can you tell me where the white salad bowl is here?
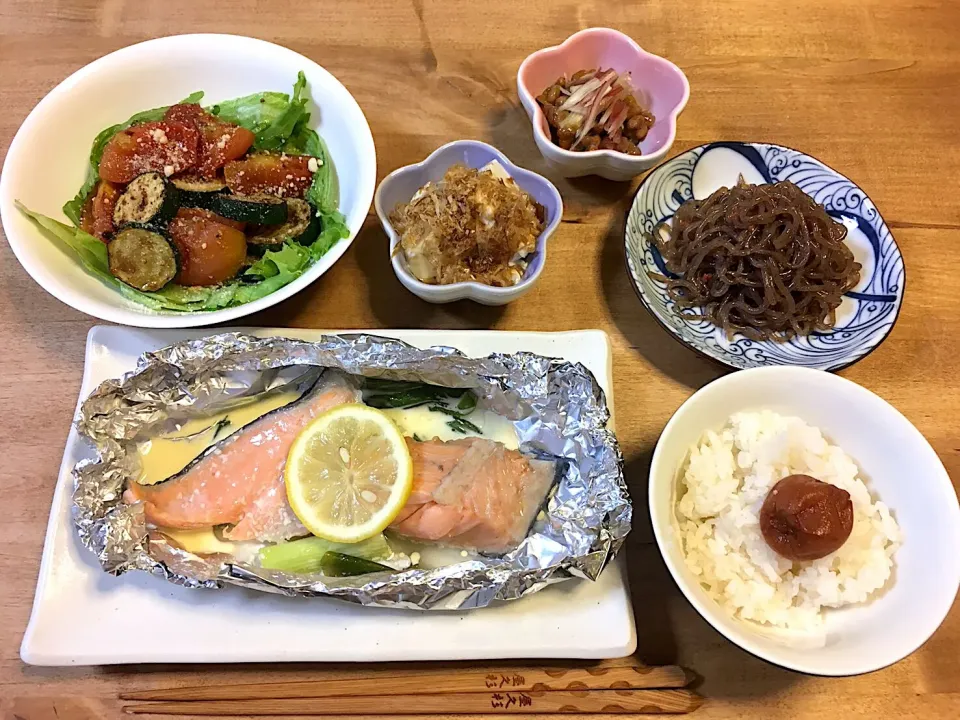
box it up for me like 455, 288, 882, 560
0, 34, 376, 328
374, 140, 563, 305
649, 366, 960, 676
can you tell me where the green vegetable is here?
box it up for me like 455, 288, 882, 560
259, 534, 394, 574
16, 203, 342, 312
447, 416, 483, 434
208, 194, 288, 224
320, 552, 393, 577
211, 416, 232, 441
212, 71, 345, 218
171, 176, 227, 193
62, 91, 204, 226
366, 389, 446, 409
364, 381, 473, 410
427, 385, 483, 434
112, 172, 180, 227
456, 392, 478, 413
16, 203, 183, 311
22, 74, 350, 314
108, 227, 178, 292
364, 379, 427, 392
429, 405, 483, 434
364, 380, 483, 435
247, 199, 318, 246
427, 404, 465, 419
303, 133, 340, 216
213, 71, 309, 152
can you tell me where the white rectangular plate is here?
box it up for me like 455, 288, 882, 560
21, 327, 636, 666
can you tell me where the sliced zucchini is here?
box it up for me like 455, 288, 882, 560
248, 199, 320, 246
178, 191, 221, 211
172, 175, 227, 193
172, 175, 228, 193
175, 176, 228, 212
108, 227, 178, 291
208, 193, 288, 224
113, 172, 179, 227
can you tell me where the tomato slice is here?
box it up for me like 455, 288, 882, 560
163, 103, 211, 127
99, 121, 200, 184
164, 104, 255, 178
80, 181, 122, 240
224, 153, 315, 198
168, 212, 247, 287
175, 207, 246, 231
199, 124, 255, 177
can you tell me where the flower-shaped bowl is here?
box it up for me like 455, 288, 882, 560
374, 140, 562, 305
517, 28, 689, 181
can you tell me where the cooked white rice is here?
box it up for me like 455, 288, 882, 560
675, 410, 901, 632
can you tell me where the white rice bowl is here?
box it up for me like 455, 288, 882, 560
675, 410, 901, 635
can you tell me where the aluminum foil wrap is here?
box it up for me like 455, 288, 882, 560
73, 332, 631, 610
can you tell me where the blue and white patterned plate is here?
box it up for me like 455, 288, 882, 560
624, 142, 905, 371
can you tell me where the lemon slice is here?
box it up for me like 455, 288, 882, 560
285, 404, 413, 543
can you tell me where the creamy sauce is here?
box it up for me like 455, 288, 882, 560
155, 526, 264, 563
136, 390, 300, 485
382, 404, 519, 449
156, 527, 237, 555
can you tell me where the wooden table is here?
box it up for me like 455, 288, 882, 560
1, 1, 958, 718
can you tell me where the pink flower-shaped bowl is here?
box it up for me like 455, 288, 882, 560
518, 28, 689, 181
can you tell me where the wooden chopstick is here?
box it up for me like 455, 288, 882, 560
120, 664, 693, 701
122, 688, 703, 715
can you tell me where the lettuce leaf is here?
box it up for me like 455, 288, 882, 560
25, 73, 348, 314
16, 202, 194, 311
16, 202, 347, 313
212, 71, 309, 151
62, 91, 204, 226
212, 71, 340, 217
211, 70, 349, 256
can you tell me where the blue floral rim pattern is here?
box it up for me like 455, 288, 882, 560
624, 142, 905, 371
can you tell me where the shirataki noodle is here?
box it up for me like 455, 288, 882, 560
650, 181, 861, 341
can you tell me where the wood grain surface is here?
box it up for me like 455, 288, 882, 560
1, 1, 958, 718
